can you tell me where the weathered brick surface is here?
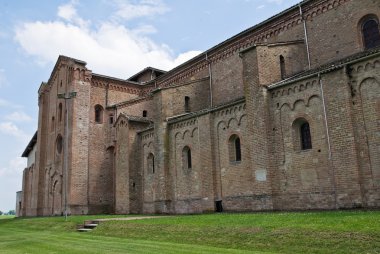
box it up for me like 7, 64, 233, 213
305, 0, 380, 68
117, 98, 155, 118
349, 59, 380, 207
20, 0, 380, 216
114, 116, 130, 213
269, 76, 336, 209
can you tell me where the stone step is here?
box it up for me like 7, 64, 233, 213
77, 228, 92, 232
84, 220, 99, 225
84, 223, 98, 228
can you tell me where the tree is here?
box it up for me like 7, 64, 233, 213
0, 211, 3, 215
7, 210, 15, 215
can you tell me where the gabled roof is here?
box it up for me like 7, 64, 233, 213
38, 55, 87, 94
92, 73, 139, 85
127, 67, 167, 83
114, 113, 153, 126
49, 55, 86, 84
21, 132, 37, 157
124, 115, 153, 123
167, 97, 245, 124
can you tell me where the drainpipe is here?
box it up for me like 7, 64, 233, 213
299, 3, 311, 70
319, 74, 332, 160
206, 53, 213, 107
318, 73, 337, 209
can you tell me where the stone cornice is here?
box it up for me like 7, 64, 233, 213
140, 130, 154, 140
269, 46, 380, 90
91, 74, 150, 95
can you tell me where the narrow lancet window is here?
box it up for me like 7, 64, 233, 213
185, 96, 190, 113
148, 153, 155, 174
235, 137, 241, 162
58, 103, 63, 122
280, 55, 286, 79
362, 19, 380, 49
183, 146, 192, 169
229, 135, 242, 162
300, 122, 312, 150
95, 105, 103, 123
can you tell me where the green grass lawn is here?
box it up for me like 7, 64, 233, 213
0, 215, 15, 220
0, 211, 379, 253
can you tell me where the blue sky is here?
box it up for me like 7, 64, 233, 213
0, 0, 300, 212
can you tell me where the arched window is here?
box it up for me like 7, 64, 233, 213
143, 110, 147, 117
235, 137, 241, 161
56, 135, 63, 154
300, 122, 312, 150
58, 103, 63, 122
182, 146, 192, 169
185, 96, 190, 113
280, 55, 286, 79
293, 118, 312, 151
229, 135, 242, 162
51, 116, 55, 132
109, 114, 114, 124
147, 153, 155, 174
361, 16, 380, 49
95, 105, 103, 123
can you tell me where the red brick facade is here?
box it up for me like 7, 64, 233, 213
20, 0, 380, 216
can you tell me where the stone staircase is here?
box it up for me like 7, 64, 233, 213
77, 220, 99, 232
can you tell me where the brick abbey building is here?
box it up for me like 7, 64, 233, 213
18, 0, 380, 216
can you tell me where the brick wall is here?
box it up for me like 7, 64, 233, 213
269, 77, 335, 209
349, 56, 380, 207
305, 0, 380, 67
20, 0, 380, 216
117, 97, 155, 118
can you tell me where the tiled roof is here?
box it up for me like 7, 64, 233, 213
167, 97, 245, 124
21, 131, 37, 157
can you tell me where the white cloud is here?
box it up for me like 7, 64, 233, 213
0, 122, 30, 141
14, 1, 201, 79
173, 51, 203, 66
0, 31, 7, 39
0, 98, 9, 107
0, 69, 9, 87
0, 157, 26, 178
5, 111, 33, 122
57, 0, 89, 28
0, 156, 26, 212
132, 24, 157, 35
245, 0, 284, 10
114, 0, 170, 21
0, 98, 22, 109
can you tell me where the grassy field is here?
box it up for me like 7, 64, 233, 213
0, 211, 379, 253
0, 215, 15, 220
